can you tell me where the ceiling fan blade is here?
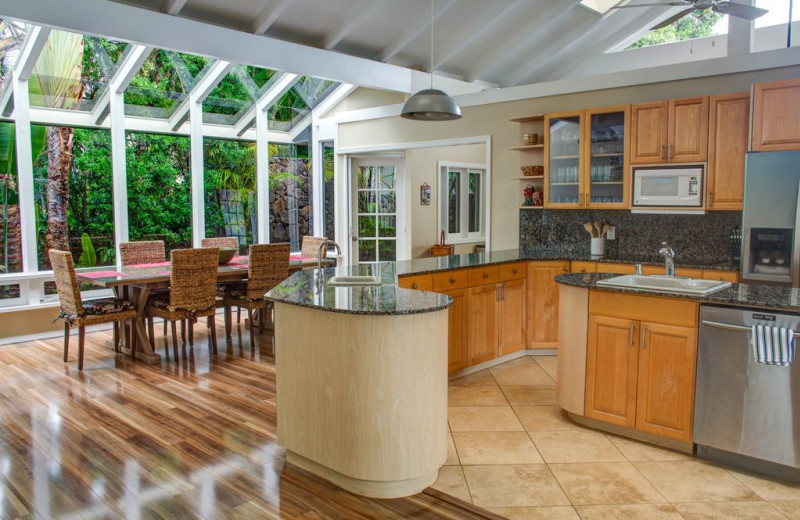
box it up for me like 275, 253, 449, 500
611, 2, 692, 8
712, 1, 768, 20
651, 6, 696, 30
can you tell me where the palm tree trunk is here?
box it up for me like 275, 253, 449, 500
45, 126, 73, 255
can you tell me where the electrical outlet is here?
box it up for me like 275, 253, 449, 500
606, 226, 616, 240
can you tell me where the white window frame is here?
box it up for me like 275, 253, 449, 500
438, 161, 486, 245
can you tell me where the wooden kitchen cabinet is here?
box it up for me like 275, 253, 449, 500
631, 97, 708, 164
752, 78, 800, 151
397, 274, 432, 291
467, 283, 500, 365
445, 289, 467, 373
585, 291, 699, 442
571, 261, 597, 274
544, 110, 584, 208
707, 92, 749, 210
528, 261, 569, 349
498, 278, 526, 356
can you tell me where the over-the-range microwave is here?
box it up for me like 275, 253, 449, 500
631, 164, 704, 214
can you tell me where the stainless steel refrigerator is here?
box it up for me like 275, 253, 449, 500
741, 151, 800, 286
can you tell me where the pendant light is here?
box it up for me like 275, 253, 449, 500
401, 0, 462, 121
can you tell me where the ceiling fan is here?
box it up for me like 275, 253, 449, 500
612, 1, 768, 31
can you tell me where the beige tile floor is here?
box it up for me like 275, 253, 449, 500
433, 355, 800, 520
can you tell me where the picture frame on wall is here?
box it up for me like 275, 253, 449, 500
420, 182, 431, 206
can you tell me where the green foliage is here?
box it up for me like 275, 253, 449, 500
627, 11, 722, 49
76, 232, 96, 267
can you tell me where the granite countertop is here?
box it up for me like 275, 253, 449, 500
394, 249, 738, 277
555, 273, 800, 313
265, 262, 453, 316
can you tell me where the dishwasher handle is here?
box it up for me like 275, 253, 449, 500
701, 320, 800, 339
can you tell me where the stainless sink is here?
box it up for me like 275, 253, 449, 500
326, 275, 382, 287
595, 274, 732, 295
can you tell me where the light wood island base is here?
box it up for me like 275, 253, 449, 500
274, 302, 449, 499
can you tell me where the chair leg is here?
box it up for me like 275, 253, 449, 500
181, 320, 186, 346
129, 320, 137, 361
237, 307, 241, 324
63, 322, 70, 362
171, 321, 179, 361
224, 305, 232, 341
248, 308, 255, 350
209, 318, 218, 355
113, 323, 119, 352
78, 326, 86, 371
188, 320, 194, 347
259, 308, 265, 334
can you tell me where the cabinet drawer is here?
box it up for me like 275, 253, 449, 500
598, 263, 636, 274
469, 265, 500, 286
499, 262, 526, 281
398, 274, 433, 291
702, 269, 738, 283
571, 261, 597, 274
432, 269, 469, 291
589, 291, 698, 327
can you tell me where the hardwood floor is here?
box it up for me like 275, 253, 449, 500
0, 318, 502, 520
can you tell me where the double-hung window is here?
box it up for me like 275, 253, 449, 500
439, 162, 486, 244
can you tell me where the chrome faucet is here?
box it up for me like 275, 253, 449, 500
316, 240, 341, 289
658, 241, 675, 277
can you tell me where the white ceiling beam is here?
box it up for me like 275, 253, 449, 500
169, 59, 233, 130
287, 112, 312, 142
0, 25, 51, 116
92, 44, 153, 124
232, 73, 299, 136
313, 83, 357, 120
466, 0, 581, 82
374, 0, 458, 62
251, 0, 296, 35
0, 0, 461, 95
429, 0, 528, 71
163, 0, 188, 15
322, 0, 384, 50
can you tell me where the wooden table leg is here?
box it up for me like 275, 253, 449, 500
118, 284, 161, 364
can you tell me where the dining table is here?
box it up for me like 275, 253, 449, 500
75, 253, 326, 363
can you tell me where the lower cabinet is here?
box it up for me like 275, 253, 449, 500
467, 283, 499, 365
444, 289, 467, 373
528, 261, 569, 349
499, 278, 526, 356
584, 292, 698, 443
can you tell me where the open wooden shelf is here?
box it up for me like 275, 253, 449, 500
510, 176, 544, 181
510, 144, 544, 151
510, 114, 544, 123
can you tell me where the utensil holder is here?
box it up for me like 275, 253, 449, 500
590, 238, 605, 256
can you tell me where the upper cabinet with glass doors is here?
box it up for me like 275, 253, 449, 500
544, 107, 630, 209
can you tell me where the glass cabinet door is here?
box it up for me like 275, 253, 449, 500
587, 109, 628, 207
547, 115, 581, 206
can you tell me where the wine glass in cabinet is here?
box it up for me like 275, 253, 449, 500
584, 105, 630, 209
545, 111, 583, 208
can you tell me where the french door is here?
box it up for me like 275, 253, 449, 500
349, 157, 404, 264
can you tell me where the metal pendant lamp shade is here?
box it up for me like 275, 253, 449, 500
401, 0, 462, 121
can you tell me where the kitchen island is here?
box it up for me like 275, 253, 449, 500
265, 265, 452, 498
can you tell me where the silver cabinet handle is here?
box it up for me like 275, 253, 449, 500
496, 286, 500, 301
585, 192, 589, 206
630, 324, 635, 346
641, 324, 646, 349
502, 284, 506, 300
668, 144, 674, 160
660, 144, 665, 159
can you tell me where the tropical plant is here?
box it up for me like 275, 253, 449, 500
76, 232, 96, 267
627, 11, 722, 49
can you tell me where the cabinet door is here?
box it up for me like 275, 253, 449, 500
527, 262, 569, 349
544, 111, 584, 208
631, 101, 668, 164
585, 106, 630, 208
668, 97, 709, 162
707, 93, 749, 210
752, 78, 800, 151
397, 274, 433, 291
571, 261, 597, 274
585, 314, 639, 428
445, 289, 467, 374
636, 322, 698, 442
467, 284, 499, 365
498, 279, 526, 356
701, 269, 738, 283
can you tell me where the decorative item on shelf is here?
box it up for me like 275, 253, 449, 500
521, 165, 544, 176
420, 182, 431, 205
430, 230, 454, 257
522, 184, 543, 207
523, 133, 539, 145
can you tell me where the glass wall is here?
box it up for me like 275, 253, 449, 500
204, 138, 256, 254
0, 121, 22, 275
33, 126, 115, 270
126, 132, 192, 253
269, 143, 312, 251
323, 143, 335, 241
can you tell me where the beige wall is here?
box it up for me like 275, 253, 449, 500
0, 306, 63, 341
338, 65, 800, 252
327, 87, 405, 117
405, 144, 486, 258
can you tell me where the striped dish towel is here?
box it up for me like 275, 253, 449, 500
751, 324, 796, 367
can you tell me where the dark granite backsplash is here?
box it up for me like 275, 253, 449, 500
519, 209, 742, 265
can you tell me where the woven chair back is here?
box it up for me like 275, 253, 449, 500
169, 248, 219, 310
119, 241, 165, 266
201, 237, 239, 250
49, 250, 82, 317
247, 243, 290, 298
301, 236, 327, 258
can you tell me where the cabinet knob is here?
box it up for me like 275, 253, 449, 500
580, 269, 587, 273
512, 268, 518, 274
450, 277, 456, 283
412, 284, 418, 289
483, 272, 489, 278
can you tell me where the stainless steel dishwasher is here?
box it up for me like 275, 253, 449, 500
695, 305, 800, 482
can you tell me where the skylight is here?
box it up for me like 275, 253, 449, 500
580, 0, 624, 15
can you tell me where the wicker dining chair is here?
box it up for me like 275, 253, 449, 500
201, 236, 239, 250
119, 240, 166, 266
49, 250, 137, 371
221, 243, 290, 350
300, 236, 327, 258
145, 248, 219, 361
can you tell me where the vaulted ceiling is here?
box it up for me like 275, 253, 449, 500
105, 0, 680, 88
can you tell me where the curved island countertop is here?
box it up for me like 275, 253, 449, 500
554, 272, 800, 312
265, 262, 451, 499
